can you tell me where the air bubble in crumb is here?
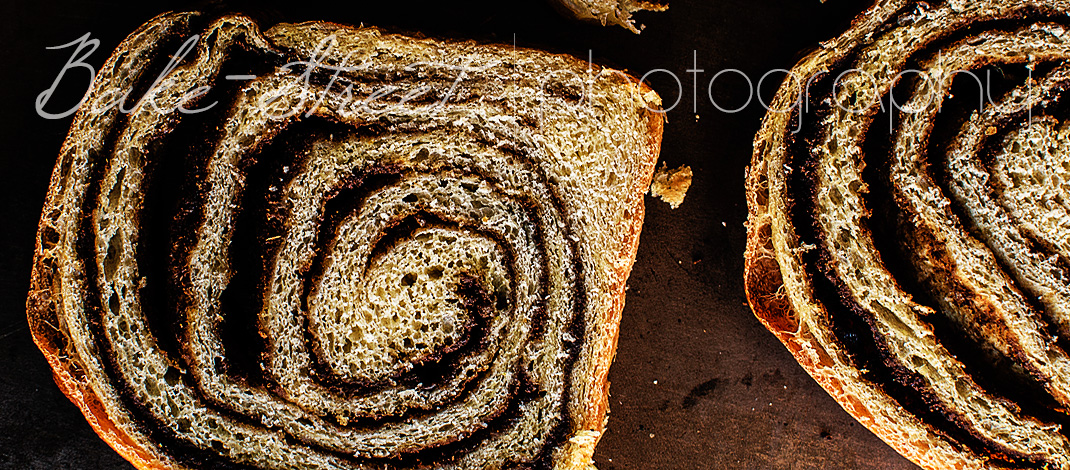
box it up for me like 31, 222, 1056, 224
649, 163, 692, 209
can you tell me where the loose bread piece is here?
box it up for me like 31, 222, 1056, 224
746, 0, 1070, 468
648, 163, 691, 209
549, 0, 667, 33
27, 11, 663, 470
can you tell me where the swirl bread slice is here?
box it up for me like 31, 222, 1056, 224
746, 0, 1070, 468
26, 11, 663, 470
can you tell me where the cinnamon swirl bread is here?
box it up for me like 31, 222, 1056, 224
747, 0, 1070, 468
26, 12, 663, 470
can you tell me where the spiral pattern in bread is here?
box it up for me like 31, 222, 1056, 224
746, 1, 1070, 468
27, 12, 663, 470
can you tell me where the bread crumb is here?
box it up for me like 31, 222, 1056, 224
649, 163, 692, 209
553, 0, 667, 34
562, 431, 601, 469
642, 89, 662, 107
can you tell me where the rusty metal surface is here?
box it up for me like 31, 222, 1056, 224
0, 0, 918, 468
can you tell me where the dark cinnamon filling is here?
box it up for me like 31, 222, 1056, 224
884, 62, 1070, 423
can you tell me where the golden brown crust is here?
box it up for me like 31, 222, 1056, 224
743, 160, 1003, 470
566, 71, 664, 470
26, 11, 197, 469
28, 142, 172, 470
742, 188, 988, 470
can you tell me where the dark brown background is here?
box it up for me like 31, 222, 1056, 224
0, 0, 921, 468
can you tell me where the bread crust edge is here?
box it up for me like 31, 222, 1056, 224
743, 109, 1002, 470
28, 249, 169, 470
566, 74, 664, 470
26, 11, 194, 470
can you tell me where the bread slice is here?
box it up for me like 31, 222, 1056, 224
26, 11, 663, 470
746, 0, 1070, 468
